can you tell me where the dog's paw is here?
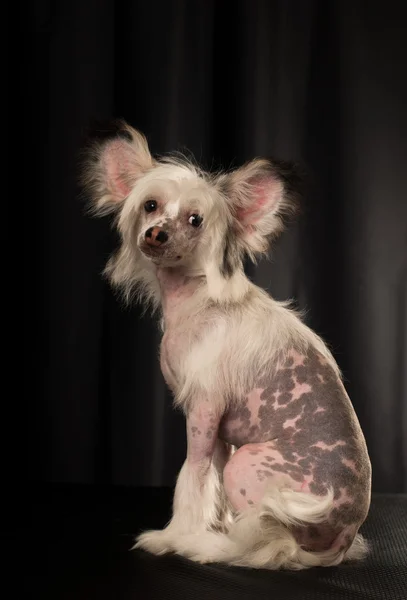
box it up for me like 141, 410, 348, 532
133, 529, 175, 556
172, 531, 227, 564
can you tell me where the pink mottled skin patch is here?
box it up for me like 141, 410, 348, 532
218, 355, 316, 445
341, 458, 359, 476
218, 348, 371, 552
286, 350, 305, 368
223, 442, 311, 510
283, 413, 303, 430
313, 440, 347, 451
290, 381, 312, 401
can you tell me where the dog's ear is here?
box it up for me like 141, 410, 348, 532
80, 119, 154, 215
222, 158, 304, 257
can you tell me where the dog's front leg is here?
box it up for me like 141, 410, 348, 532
134, 402, 229, 556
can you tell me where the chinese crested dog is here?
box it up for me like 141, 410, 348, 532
81, 120, 371, 570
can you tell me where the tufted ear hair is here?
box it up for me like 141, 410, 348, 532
80, 119, 154, 215
220, 158, 304, 258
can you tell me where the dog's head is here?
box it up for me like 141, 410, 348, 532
81, 120, 303, 303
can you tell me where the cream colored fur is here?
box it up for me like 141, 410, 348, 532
168, 488, 369, 569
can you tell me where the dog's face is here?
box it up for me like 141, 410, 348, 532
81, 120, 302, 300
123, 162, 227, 269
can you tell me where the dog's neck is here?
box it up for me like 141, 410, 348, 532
156, 267, 204, 326
155, 262, 253, 328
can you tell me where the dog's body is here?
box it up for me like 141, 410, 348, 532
82, 121, 372, 570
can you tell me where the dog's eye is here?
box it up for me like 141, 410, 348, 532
144, 199, 157, 213
188, 214, 203, 227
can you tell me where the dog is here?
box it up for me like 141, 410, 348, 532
81, 120, 372, 570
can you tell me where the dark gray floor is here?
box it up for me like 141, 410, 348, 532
25, 486, 407, 599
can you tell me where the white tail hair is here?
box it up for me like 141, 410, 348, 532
172, 486, 369, 570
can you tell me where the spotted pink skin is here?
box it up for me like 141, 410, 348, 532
219, 350, 371, 552
158, 272, 371, 554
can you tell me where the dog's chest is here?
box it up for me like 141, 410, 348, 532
160, 330, 183, 391
158, 272, 205, 391
159, 317, 214, 393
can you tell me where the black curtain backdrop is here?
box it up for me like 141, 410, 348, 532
27, 1, 407, 492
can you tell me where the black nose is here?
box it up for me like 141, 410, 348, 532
155, 230, 168, 243
145, 227, 169, 246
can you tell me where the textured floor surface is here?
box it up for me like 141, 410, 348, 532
19, 485, 407, 599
